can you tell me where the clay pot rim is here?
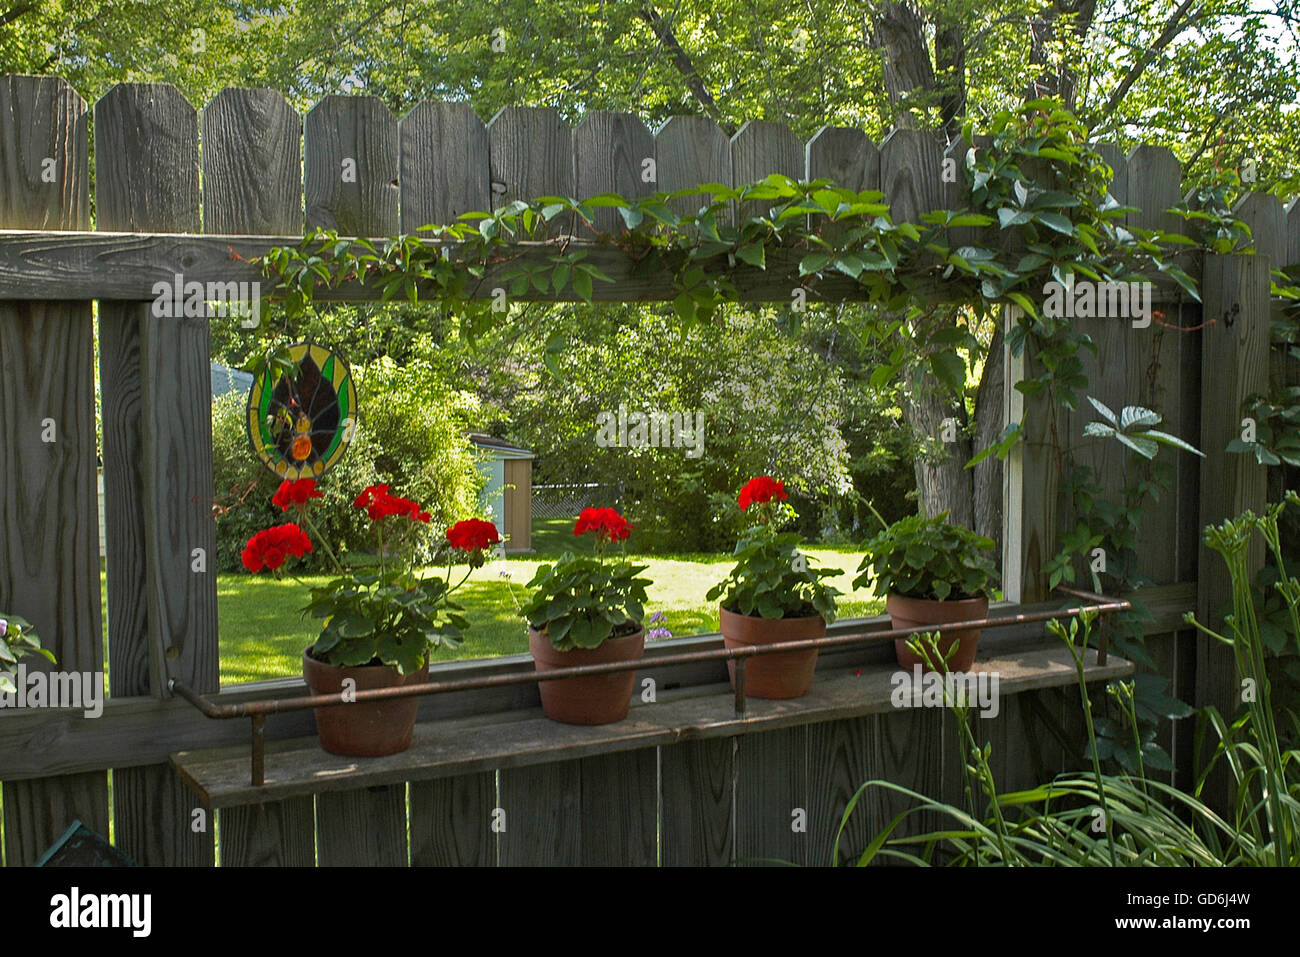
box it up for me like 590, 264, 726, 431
301, 647, 429, 673
718, 604, 827, 625
527, 623, 647, 650
886, 591, 990, 608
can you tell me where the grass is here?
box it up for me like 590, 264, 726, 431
211, 516, 882, 685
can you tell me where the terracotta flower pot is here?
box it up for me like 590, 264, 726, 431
885, 593, 989, 673
719, 606, 824, 699
528, 626, 645, 725
302, 649, 429, 756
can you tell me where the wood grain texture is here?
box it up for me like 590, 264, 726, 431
0, 73, 107, 868
573, 111, 655, 233
113, 763, 214, 865
878, 128, 945, 223
734, 726, 808, 866
218, 797, 315, 866
730, 119, 803, 221
660, 737, 733, 866
0, 231, 1202, 307
1196, 253, 1269, 809
1234, 192, 1285, 265
409, 771, 496, 866
399, 101, 490, 233
871, 707, 944, 852
805, 126, 879, 191
98, 308, 149, 695
578, 749, 657, 866
806, 716, 872, 866
804, 126, 879, 243
486, 106, 573, 235
95, 80, 215, 867
2, 773, 111, 867
498, 759, 581, 865
304, 95, 399, 235
201, 88, 302, 234
315, 785, 407, 866
139, 310, 219, 695
94, 85, 200, 232
654, 116, 731, 222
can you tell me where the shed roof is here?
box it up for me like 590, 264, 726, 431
468, 432, 535, 458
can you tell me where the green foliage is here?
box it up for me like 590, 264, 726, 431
210, 345, 483, 571
492, 304, 860, 552
211, 391, 383, 572
303, 563, 468, 675
0, 614, 55, 694
1229, 387, 1300, 467
854, 512, 999, 602
522, 552, 652, 651
355, 352, 485, 560
1046, 397, 1202, 769
707, 522, 841, 622
835, 556, 1300, 866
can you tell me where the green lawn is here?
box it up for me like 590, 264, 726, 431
209, 517, 882, 685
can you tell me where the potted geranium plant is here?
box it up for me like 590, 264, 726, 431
707, 477, 840, 699
0, 614, 54, 695
854, 512, 1000, 672
243, 478, 499, 756
521, 507, 651, 725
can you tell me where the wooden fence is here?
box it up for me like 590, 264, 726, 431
0, 73, 1294, 865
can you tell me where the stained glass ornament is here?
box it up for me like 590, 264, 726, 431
247, 342, 357, 480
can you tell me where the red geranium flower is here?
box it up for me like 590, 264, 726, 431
242, 523, 313, 573
573, 506, 633, 543
446, 518, 501, 552
738, 476, 787, 511
353, 483, 426, 522
272, 478, 323, 512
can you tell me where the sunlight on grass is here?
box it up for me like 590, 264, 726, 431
214, 540, 881, 686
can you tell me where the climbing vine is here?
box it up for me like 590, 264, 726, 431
246, 99, 1260, 771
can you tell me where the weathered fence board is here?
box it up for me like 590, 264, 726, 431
734, 726, 808, 866
731, 119, 803, 222
409, 771, 497, 867
579, 750, 658, 866
96, 82, 215, 867
654, 115, 731, 222
201, 89, 302, 234
0, 74, 106, 867
1196, 251, 1271, 806
659, 737, 734, 866
806, 716, 873, 866
304, 96, 399, 235
399, 101, 491, 234
498, 760, 582, 865
219, 797, 315, 866
315, 785, 407, 866
487, 106, 573, 236
573, 111, 655, 234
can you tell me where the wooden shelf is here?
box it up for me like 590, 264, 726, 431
172, 645, 1132, 809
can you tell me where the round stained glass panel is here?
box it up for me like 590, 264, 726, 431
246, 342, 357, 480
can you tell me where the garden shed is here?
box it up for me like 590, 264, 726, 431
469, 433, 535, 553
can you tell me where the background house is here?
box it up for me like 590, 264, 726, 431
469, 433, 535, 553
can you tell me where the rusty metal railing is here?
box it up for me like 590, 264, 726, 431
170, 587, 1128, 787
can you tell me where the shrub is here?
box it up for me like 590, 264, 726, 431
211, 354, 485, 571
212, 391, 384, 572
